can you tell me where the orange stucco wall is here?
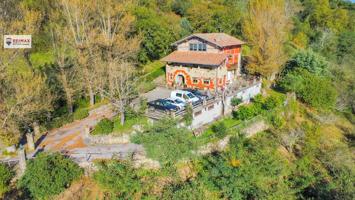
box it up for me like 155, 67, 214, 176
223, 45, 241, 69
166, 66, 227, 90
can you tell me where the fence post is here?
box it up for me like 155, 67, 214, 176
26, 132, 35, 151
33, 121, 40, 136
18, 147, 27, 176
84, 125, 91, 136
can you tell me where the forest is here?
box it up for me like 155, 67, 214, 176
0, 0, 354, 199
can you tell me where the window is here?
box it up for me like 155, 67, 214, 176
204, 79, 210, 85
187, 93, 195, 98
198, 43, 206, 51
176, 93, 182, 97
190, 43, 206, 51
189, 43, 194, 51
193, 78, 199, 84
183, 94, 189, 100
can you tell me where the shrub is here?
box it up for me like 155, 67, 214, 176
138, 98, 148, 115
74, 98, 89, 110
162, 181, 207, 200
231, 97, 242, 107
124, 107, 138, 121
232, 105, 256, 120
211, 122, 227, 138
93, 161, 143, 199
92, 118, 114, 135
269, 114, 286, 129
0, 164, 14, 197
49, 114, 74, 129
263, 95, 284, 110
73, 108, 89, 120
233, 102, 265, 120
131, 118, 197, 164
18, 152, 83, 199
183, 104, 193, 126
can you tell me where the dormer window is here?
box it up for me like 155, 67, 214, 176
189, 43, 206, 51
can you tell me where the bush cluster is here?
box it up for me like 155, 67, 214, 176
231, 97, 242, 107
279, 69, 337, 110
73, 108, 89, 120
211, 122, 227, 138
232, 94, 284, 120
18, 153, 83, 199
124, 107, 139, 120
92, 118, 114, 135
0, 164, 14, 197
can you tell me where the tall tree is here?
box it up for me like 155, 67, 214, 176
94, 0, 140, 93
50, 26, 79, 114
99, 61, 137, 125
243, 0, 292, 79
60, 0, 97, 106
0, 0, 52, 145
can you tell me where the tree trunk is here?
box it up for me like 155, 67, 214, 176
59, 70, 74, 114
120, 110, 125, 125
33, 121, 40, 136
89, 85, 95, 106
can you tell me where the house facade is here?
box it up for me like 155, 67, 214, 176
161, 33, 245, 90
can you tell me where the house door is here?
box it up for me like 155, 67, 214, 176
175, 75, 185, 87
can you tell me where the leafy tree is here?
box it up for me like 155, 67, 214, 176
243, 0, 292, 79
180, 17, 193, 37
284, 49, 329, 76
172, 0, 191, 16
0, 164, 14, 197
134, 6, 181, 64
18, 152, 83, 199
279, 69, 337, 110
336, 31, 355, 63
198, 135, 294, 199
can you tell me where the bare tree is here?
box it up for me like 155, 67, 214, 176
60, 0, 97, 106
94, 0, 140, 92
99, 61, 138, 125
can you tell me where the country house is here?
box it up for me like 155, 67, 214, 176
161, 33, 245, 90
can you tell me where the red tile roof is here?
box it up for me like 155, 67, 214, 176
173, 33, 245, 48
161, 51, 228, 66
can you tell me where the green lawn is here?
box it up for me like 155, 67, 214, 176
137, 61, 165, 93
194, 117, 241, 145
112, 117, 148, 135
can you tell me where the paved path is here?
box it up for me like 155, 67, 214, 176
141, 86, 172, 102
1, 104, 143, 164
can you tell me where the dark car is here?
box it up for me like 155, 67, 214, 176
148, 99, 180, 111
184, 89, 208, 101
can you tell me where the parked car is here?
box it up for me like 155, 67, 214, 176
170, 90, 200, 104
164, 98, 186, 110
148, 99, 179, 111
184, 89, 208, 100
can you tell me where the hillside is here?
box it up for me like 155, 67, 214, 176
0, 0, 354, 199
